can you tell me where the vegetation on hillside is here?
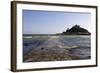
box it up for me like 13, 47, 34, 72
62, 25, 91, 35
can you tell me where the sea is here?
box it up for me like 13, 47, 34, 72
23, 35, 91, 60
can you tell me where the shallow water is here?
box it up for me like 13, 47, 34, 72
23, 35, 91, 61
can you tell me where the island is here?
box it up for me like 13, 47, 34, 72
61, 25, 91, 35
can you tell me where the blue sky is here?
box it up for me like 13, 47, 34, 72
23, 10, 91, 34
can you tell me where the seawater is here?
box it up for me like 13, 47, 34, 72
23, 35, 91, 59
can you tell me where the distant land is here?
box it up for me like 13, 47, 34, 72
61, 25, 91, 35
23, 25, 91, 36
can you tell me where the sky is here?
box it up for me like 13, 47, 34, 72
23, 10, 91, 34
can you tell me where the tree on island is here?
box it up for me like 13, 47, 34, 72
62, 24, 91, 35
